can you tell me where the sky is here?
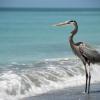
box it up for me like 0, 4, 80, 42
0, 0, 100, 8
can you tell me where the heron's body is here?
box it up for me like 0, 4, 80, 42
54, 20, 100, 94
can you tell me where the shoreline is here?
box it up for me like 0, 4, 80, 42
22, 82, 100, 100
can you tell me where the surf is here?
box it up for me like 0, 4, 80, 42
0, 58, 100, 100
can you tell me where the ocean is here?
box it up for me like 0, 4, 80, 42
0, 8, 100, 100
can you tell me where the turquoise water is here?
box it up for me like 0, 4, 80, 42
0, 9, 100, 64
0, 8, 100, 100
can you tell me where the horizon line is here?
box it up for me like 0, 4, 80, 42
0, 7, 100, 11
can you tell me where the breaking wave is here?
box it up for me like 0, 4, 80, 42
0, 58, 100, 100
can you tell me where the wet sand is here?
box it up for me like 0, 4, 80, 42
22, 82, 100, 100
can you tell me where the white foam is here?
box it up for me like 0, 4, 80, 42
0, 58, 100, 100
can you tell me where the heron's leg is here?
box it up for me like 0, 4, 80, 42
88, 66, 91, 94
81, 56, 88, 93
84, 64, 88, 93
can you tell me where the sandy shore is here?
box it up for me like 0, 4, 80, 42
22, 82, 100, 100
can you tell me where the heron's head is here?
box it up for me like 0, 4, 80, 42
53, 20, 77, 27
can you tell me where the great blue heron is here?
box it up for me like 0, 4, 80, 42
54, 20, 100, 94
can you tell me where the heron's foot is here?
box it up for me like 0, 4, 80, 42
85, 90, 87, 94
88, 91, 90, 94
84, 89, 90, 94
87, 89, 90, 94
85, 87, 87, 93
83, 88, 90, 94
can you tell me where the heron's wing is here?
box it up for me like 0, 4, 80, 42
79, 43, 100, 63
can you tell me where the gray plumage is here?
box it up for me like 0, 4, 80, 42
79, 43, 100, 64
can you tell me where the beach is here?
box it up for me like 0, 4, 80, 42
22, 82, 100, 100
0, 8, 100, 100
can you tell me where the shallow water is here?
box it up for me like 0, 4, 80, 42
0, 8, 100, 64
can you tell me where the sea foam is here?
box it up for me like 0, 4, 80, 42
0, 58, 100, 100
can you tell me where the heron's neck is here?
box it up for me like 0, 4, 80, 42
69, 23, 78, 44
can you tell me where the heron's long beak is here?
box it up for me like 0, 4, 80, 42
53, 21, 69, 27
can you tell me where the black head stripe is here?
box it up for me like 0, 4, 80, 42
70, 20, 76, 22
